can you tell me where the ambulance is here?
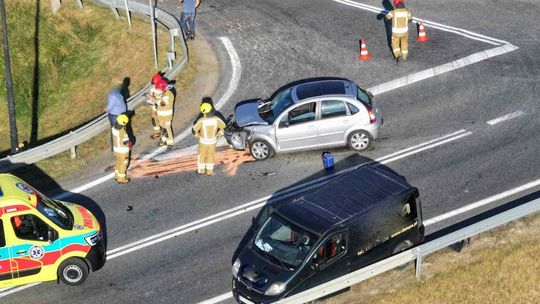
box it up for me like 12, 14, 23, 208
0, 174, 105, 288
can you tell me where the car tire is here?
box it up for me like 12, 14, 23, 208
58, 258, 89, 286
392, 240, 414, 270
250, 139, 274, 161
348, 130, 372, 151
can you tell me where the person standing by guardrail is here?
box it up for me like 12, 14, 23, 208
178, 0, 200, 40
154, 79, 175, 149
147, 73, 164, 140
112, 114, 132, 184
106, 86, 127, 151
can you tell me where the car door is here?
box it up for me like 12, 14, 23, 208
0, 219, 14, 283
292, 231, 350, 294
317, 99, 350, 145
8, 214, 58, 280
275, 101, 319, 151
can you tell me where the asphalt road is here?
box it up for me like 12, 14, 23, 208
2, 0, 539, 303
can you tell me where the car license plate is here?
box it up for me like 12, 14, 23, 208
238, 295, 255, 304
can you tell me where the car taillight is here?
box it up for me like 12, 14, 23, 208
368, 108, 376, 124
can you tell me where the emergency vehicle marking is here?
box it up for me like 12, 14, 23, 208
29, 246, 45, 259
357, 221, 417, 256
76, 206, 94, 229
0, 205, 31, 216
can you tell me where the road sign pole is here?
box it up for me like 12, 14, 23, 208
149, 0, 158, 68
124, 0, 132, 28
0, 0, 19, 154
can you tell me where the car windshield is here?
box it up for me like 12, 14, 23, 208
254, 215, 316, 268
263, 88, 294, 123
36, 192, 72, 230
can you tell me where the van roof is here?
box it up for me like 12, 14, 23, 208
0, 174, 36, 208
274, 165, 416, 235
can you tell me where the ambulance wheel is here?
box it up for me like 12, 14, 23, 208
250, 140, 273, 160
348, 130, 372, 151
59, 258, 89, 286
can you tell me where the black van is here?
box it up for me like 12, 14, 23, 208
231, 165, 424, 304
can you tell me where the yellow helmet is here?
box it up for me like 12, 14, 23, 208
200, 102, 213, 114
116, 114, 129, 126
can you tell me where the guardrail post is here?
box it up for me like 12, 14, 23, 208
76, 0, 84, 8
70, 146, 77, 159
111, 7, 120, 19
415, 248, 422, 280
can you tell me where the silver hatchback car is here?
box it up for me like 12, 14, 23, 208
225, 79, 383, 160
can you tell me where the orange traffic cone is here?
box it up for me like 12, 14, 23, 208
417, 22, 429, 42
358, 39, 371, 60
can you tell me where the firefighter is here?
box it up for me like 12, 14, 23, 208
385, 0, 413, 62
112, 114, 132, 184
192, 101, 226, 176
154, 78, 175, 149
147, 73, 164, 139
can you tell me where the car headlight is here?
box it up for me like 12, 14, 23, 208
232, 258, 241, 279
265, 282, 286, 296
84, 231, 101, 246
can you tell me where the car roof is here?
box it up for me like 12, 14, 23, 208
293, 80, 355, 102
273, 165, 415, 235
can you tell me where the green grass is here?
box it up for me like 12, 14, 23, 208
0, 0, 171, 153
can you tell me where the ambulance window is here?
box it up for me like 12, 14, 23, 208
11, 215, 51, 242
0, 220, 5, 247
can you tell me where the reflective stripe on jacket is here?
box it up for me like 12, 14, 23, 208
192, 115, 226, 145
112, 127, 130, 154
156, 90, 175, 117
386, 8, 412, 35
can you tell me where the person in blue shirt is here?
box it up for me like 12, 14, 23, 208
106, 86, 127, 150
178, 0, 201, 40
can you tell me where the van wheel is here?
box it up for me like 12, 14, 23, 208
348, 130, 372, 151
250, 140, 274, 160
393, 240, 414, 270
58, 258, 89, 286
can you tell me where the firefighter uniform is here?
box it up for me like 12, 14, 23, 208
112, 115, 131, 184
156, 89, 175, 148
192, 103, 226, 176
385, 5, 412, 60
147, 85, 161, 139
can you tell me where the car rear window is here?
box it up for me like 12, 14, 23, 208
321, 100, 347, 119
357, 87, 372, 108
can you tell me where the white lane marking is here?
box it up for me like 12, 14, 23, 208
486, 111, 525, 126
197, 292, 233, 304
0, 283, 41, 298
198, 178, 540, 304
367, 43, 519, 96
333, 0, 508, 45
52, 37, 241, 199
106, 129, 470, 258
423, 179, 540, 226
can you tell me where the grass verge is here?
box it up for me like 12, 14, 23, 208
322, 213, 540, 304
0, 0, 170, 153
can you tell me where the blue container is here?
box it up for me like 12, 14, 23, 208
322, 152, 334, 169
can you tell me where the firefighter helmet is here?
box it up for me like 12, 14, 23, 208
116, 114, 129, 126
393, 0, 404, 6
155, 79, 168, 92
151, 73, 163, 85
200, 102, 213, 114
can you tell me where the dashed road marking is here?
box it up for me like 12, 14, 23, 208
486, 110, 525, 126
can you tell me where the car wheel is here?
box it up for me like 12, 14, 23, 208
392, 240, 414, 270
250, 140, 273, 160
58, 258, 89, 286
348, 130, 372, 151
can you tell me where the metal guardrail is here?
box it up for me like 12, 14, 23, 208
0, 0, 188, 172
277, 197, 540, 304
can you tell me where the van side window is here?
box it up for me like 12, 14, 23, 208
312, 232, 347, 267
11, 215, 50, 242
0, 220, 5, 247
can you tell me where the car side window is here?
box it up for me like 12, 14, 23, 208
11, 214, 51, 242
287, 102, 317, 126
347, 103, 360, 115
321, 100, 347, 119
0, 219, 5, 247
312, 232, 347, 267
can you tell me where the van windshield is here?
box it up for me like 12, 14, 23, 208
36, 193, 73, 230
254, 215, 316, 268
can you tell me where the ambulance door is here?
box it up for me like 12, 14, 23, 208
0, 219, 14, 283
8, 214, 57, 280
